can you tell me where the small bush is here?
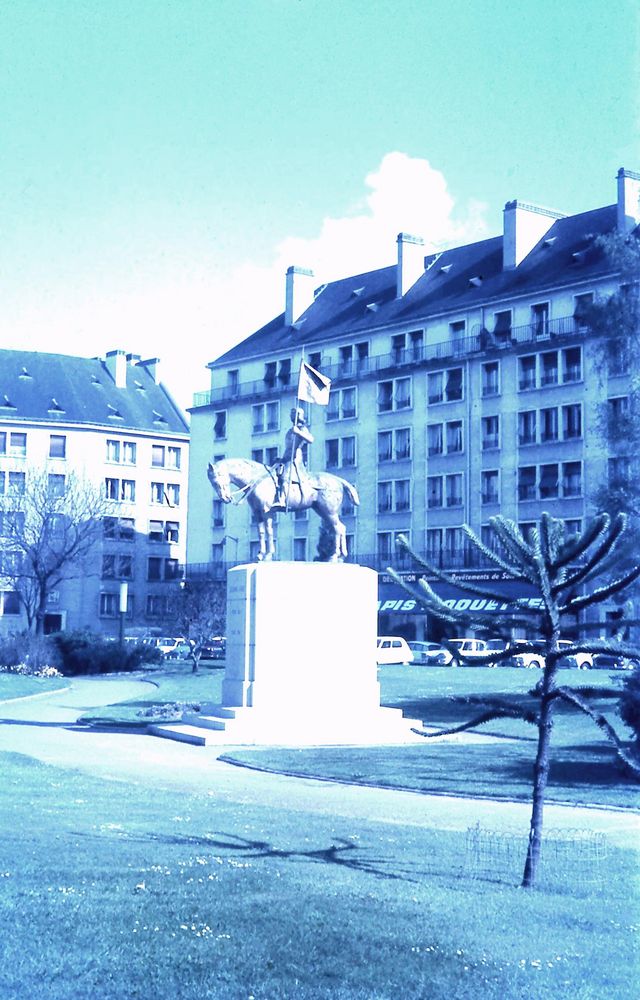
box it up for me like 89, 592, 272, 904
0, 632, 62, 673
50, 631, 163, 676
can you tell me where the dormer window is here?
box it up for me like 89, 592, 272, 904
19, 367, 32, 379
440, 263, 453, 274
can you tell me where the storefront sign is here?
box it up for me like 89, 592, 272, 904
378, 573, 539, 615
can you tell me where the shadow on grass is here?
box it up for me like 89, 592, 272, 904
0, 717, 147, 735
77, 827, 429, 883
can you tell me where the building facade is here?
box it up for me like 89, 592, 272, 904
0, 349, 189, 636
187, 169, 640, 639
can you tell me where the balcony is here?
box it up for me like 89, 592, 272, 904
192, 314, 589, 408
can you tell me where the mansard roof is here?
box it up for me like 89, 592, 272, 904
0, 350, 189, 434
211, 204, 619, 367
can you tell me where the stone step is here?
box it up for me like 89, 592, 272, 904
147, 723, 219, 746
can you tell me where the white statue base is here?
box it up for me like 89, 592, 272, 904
175, 562, 421, 746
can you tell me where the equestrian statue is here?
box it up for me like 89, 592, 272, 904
207, 403, 359, 562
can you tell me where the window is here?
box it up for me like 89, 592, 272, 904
426, 528, 442, 562
327, 386, 357, 421
518, 410, 537, 446
164, 558, 181, 580
562, 347, 582, 383
409, 330, 424, 359
146, 594, 170, 618
531, 302, 549, 338
377, 532, 393, 562
539, 464, 559, 499
214, 410, 227, 440
308, 352, 322, 371
167, 446, 181, 470
377, 376, 411, 412
228, 369, 239, 392
562, 404, 582, 439
428, 367, 463, 404
0, 472, 4, 494
562, 461, 582, 497
379, 427, 411, 462
482, 361, 500, 397
166, 483, 180, 506
518, 466, 536, 501
391, 333, 406, 363
378, 480, 410, 513
49, 435, 66, 459
102, 555, 133, 580
123, 441, 136, 464
293, 538, 307, 562
608, 340, 630, 376
47, 474, 65, 497
326, 437, 356, 469
481, 470, 499, 505
609, 457, 630, 486
519, 522, 537, 544
252, 401, 280, 433
151, 482, 180, 506
264, 361, 276, 387
147, 557, 162, 581
540, 407, 559, 443
493, 310, 512, 339
444, 527, 465, 566
166, 521, 180, 543
99, 593, 119, 618
573, 293, 593, 331
149, 520, 164, 542
565, 519, 582, 539
427, 476, 443, 508
105, 478, 119, 500
152, 445, 165, 467
481, 416, 499, 450
0, 432, 5, 455
212, 498, 225, 527
518, 355, 536, 391
339, 341, 369, 375
445, 473, 463, 508
446, 420, 463, 454
121, 480, 135, 502
541, 351, 558, 386
212, 542, 225, 563
449, 320, 466, 345
427, 424, 443, 456
8, 472, 26, 495
107, 439, 121, 463
9, 432, 26, 457
378, 481, 392, 513
277, 358, 291, 385
608, 396, 629, 421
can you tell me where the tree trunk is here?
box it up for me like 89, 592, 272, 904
521, 688, 555, 888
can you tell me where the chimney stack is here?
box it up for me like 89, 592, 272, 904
285, 266, 315, 327
105, 350, 127, 389
503, 201, 564, 270
136, 358, 161, 385
396, 233, 425, 297
617, 168, 640, 233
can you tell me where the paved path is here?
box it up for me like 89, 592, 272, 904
0, 677, 638, 850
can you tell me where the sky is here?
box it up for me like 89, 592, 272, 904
0, 0, 638, 412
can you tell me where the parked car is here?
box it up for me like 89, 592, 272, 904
484, 638, 509, 666
143, 636, 186, 658
407, 640, 454, 666
557, 640, 593, 669
447, 638, 489, 666
201, 636, 226, 660
376, 636, 414, 665
509, 639, 545, 669
591, 653, 634, 670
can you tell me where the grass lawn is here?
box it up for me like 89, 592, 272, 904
0, 749, 638, 1000
228, 667, 639, 809
77, 663, 639, 809
0, 673, 68, 702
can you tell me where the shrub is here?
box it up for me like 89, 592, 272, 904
0, 632, 62, 673
50, 631, 162, 676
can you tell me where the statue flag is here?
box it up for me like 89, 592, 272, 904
297, 360, 331, 406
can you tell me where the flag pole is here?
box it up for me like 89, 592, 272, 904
284, 346, 306, 516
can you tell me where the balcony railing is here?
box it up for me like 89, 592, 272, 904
192, 314, 590, 408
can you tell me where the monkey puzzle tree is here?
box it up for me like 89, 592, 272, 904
388, 513, 640, 888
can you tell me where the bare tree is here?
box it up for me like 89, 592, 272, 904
389, 513, 640, 888
174, 576, 226, 673
0, 469, 112, 634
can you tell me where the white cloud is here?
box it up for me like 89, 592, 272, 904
1, 153, 488, 412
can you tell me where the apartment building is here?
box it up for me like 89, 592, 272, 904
0, 349, 189, 636
188, 169, 639, 639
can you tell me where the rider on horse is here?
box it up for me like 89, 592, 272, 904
272, 407, 314, 510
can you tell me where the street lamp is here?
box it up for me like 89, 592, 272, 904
118, 581, 128, 647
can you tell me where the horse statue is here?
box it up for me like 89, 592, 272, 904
207, 457, 359, 562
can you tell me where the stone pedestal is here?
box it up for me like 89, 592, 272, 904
205, 562, 418, 744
